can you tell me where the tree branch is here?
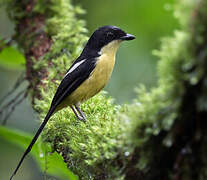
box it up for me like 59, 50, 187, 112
5, 0, 207, 179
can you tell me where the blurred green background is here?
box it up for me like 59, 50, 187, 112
0, 0, 179, 179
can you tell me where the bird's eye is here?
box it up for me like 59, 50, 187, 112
106, 32, 114, 39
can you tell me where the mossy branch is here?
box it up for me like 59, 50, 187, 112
5, 0, 207, 179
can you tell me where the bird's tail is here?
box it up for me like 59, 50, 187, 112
10, 107, 55, 180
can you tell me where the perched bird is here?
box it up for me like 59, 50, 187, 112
10, 25, 135, 179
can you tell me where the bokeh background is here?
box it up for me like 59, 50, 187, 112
0, 0, 179, 179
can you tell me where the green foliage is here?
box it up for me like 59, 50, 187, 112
0, 46, 25, 69
0, 126, 77, 180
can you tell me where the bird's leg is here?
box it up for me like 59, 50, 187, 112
70, 105, 83, 121
75, 103, 87, 121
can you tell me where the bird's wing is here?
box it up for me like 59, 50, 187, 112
9, 57, 97, 180
50, 57, 96, 108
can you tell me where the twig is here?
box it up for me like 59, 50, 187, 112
1, 89, 28, 125
0, 90, 24, 113
0, 72, 26, 106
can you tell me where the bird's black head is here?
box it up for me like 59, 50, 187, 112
84, 25, 135, 53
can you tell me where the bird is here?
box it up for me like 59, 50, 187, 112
10, 25, 135, 179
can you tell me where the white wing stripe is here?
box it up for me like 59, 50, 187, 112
64, 59, 86, 77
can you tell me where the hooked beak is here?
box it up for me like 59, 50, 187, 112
120, 33, 135, 41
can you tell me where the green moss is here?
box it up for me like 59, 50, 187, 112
120, 0, 207, 179
120, 31, 190, 174
35, 91, 124, 178
29, 0, 126, 179
6, 0, 207, 179
32, 0, 207, 179
33, 0, 88, 80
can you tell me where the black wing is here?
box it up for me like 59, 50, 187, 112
50, 57, 96, 108
9, 57, 97, 180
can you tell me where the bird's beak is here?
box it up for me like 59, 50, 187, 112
120, 33, 135, 41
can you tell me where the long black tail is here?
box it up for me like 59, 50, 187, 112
10, 107, 55, 180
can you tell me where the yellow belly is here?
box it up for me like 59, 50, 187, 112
56, 40, 121, 111
66, 53, 115, 105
